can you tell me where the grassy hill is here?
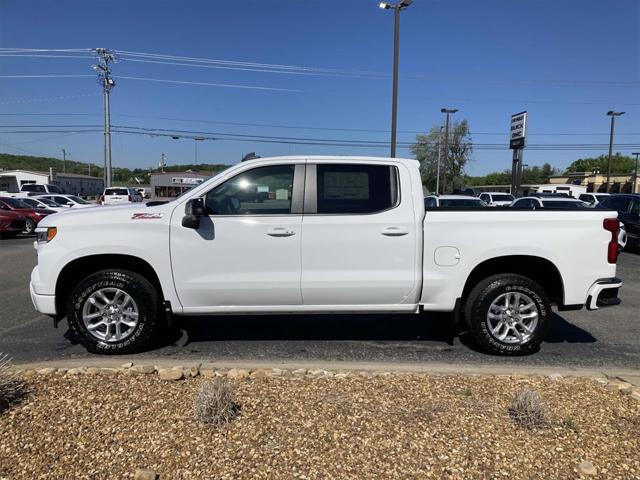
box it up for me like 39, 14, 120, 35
0, 153, 229, 184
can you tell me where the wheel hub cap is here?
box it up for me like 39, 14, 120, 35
486, 292, 538, 345
82, 287, 139, 343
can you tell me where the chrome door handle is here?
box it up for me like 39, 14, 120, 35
267, 227, 296, 237
381, 226, 409, 236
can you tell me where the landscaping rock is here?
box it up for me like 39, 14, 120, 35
578, 460, 597, 476
227, 368, 249, 379
121, 362, 133, 368
200, 368, 216, 378
606, 380, 633, 394
36, 367, 56, 375
187, 365, 200, 377
86, 367, 101, 375
131, 365, 155, 375
158, 368, 184, 381
291, 368, 307, 377
134, 468, 158, 480
548, 373, 563, 381
250, 369, 267, 378
67, 367, 86, 375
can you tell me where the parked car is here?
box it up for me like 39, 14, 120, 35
424, 195, 487, 208
31, 156, 622, 357
101, 187, 144, 205
19, 183, 65, 196
598, 194, 639, 253
579, 193, 610, 206
0, 196, 56, 234
510, 197, 588, 209
20, 196, 67, 213
36, 194, 95, 209
0, 209, 27, 238
478, 192, 515, 206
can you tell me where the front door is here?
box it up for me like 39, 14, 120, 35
170, 162, 305, 312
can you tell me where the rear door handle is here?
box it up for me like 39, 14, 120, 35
267, 227, 296, 237
381, 226, 409, 236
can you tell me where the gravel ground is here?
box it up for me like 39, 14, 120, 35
1, 373, 639, 479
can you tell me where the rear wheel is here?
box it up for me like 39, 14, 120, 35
464, 274, 551, 356
24, 218, 36, 235
66, 270, 162, 354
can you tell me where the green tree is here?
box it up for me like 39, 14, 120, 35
411, 120, 473, 193
565, 153, 634, 174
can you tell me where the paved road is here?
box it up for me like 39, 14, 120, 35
1, 236, 639, 369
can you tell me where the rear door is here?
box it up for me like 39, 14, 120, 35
300, 161, 418, 307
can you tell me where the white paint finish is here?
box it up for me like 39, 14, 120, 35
434, 246, 460, 266
301, 160, 421, 306
420, 209, 618, 310
170, 214, 303, 308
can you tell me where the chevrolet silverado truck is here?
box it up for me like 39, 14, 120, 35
30, 156, 623, 355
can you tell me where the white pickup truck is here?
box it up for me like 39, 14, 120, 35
30, 156, 623, 356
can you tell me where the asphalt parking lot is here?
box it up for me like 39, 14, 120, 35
0, 235, 639, 369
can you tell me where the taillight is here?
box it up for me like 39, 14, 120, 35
603, 218, 619, 264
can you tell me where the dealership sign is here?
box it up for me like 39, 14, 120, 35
510, 111, 527, 149
171, 177, 205, 185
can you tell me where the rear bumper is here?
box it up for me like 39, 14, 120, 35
586, 277, 622, 311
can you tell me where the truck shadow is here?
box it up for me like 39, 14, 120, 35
167, 311, 596, 355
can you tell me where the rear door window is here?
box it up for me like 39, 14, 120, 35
105, 188, 129, 196
315, 164, 397, 214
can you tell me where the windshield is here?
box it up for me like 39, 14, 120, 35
1, 197, 30, 208
39, 198, 61, 207
69, 196, 91, 204
541, 200, 587, 209
492, 194, 514, 201
439, 199, 485, 207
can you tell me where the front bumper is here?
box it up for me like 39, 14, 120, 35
30, 266, 57, 315
586, 277, 622, 311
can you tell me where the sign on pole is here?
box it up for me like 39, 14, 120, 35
510, 111, 527, 149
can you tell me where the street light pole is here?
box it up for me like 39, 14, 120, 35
632, 152, 640, 194
61, 148, 67, 174
440, 108, 458, 195
436, 126, 443, 195
379, 0, 412, 158
606, 110, 625, 192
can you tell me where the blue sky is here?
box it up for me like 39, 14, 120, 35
0, 0, 638, 175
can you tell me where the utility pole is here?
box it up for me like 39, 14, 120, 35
379, 0, 412, 158
632, 152, 639, 194
194, 136, 205, 165
606, 111, 625, 193
440, 108, 458, 194
61, 148, 67, 173
436, 126, 443, 195
92, 48, 116, 188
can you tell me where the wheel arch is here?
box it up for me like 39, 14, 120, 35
461, 255, 565, 306
55, 254, 165, 319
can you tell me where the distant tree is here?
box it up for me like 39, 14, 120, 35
565, 153, 634, 174
466, 162, 560, 187
411, 120, 473, 193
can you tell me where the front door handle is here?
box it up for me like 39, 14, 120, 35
381, 226, 410, 236
267, 227, 296, 237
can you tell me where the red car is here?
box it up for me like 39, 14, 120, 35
0, 197, 56, 234
0, 209, 27, 238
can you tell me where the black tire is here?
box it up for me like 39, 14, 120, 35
464, 274, 551, 356
24, 218, 36, 235
66, 270, 162, 354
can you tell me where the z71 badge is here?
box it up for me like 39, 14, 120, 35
131, 213, 164, 220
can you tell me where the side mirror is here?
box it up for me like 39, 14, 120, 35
182, 198, 205, 229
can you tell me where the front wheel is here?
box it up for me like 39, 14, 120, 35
66, 270, 162, 354
464, 274, 551, 356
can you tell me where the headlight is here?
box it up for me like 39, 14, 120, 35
35, 226, 57, 244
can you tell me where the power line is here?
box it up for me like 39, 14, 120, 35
114, 75, 317, 93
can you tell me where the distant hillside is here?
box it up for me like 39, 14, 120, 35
0, 153, 229, 184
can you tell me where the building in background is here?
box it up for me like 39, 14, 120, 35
0, 169, 104, 196
150, 171, 213, 199
548, 172, 638, 194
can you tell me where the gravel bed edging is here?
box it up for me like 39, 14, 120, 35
13, 363, 640, 402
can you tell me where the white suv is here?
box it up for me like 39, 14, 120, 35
101, 187, 143, 205
479, 192, 515, 206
